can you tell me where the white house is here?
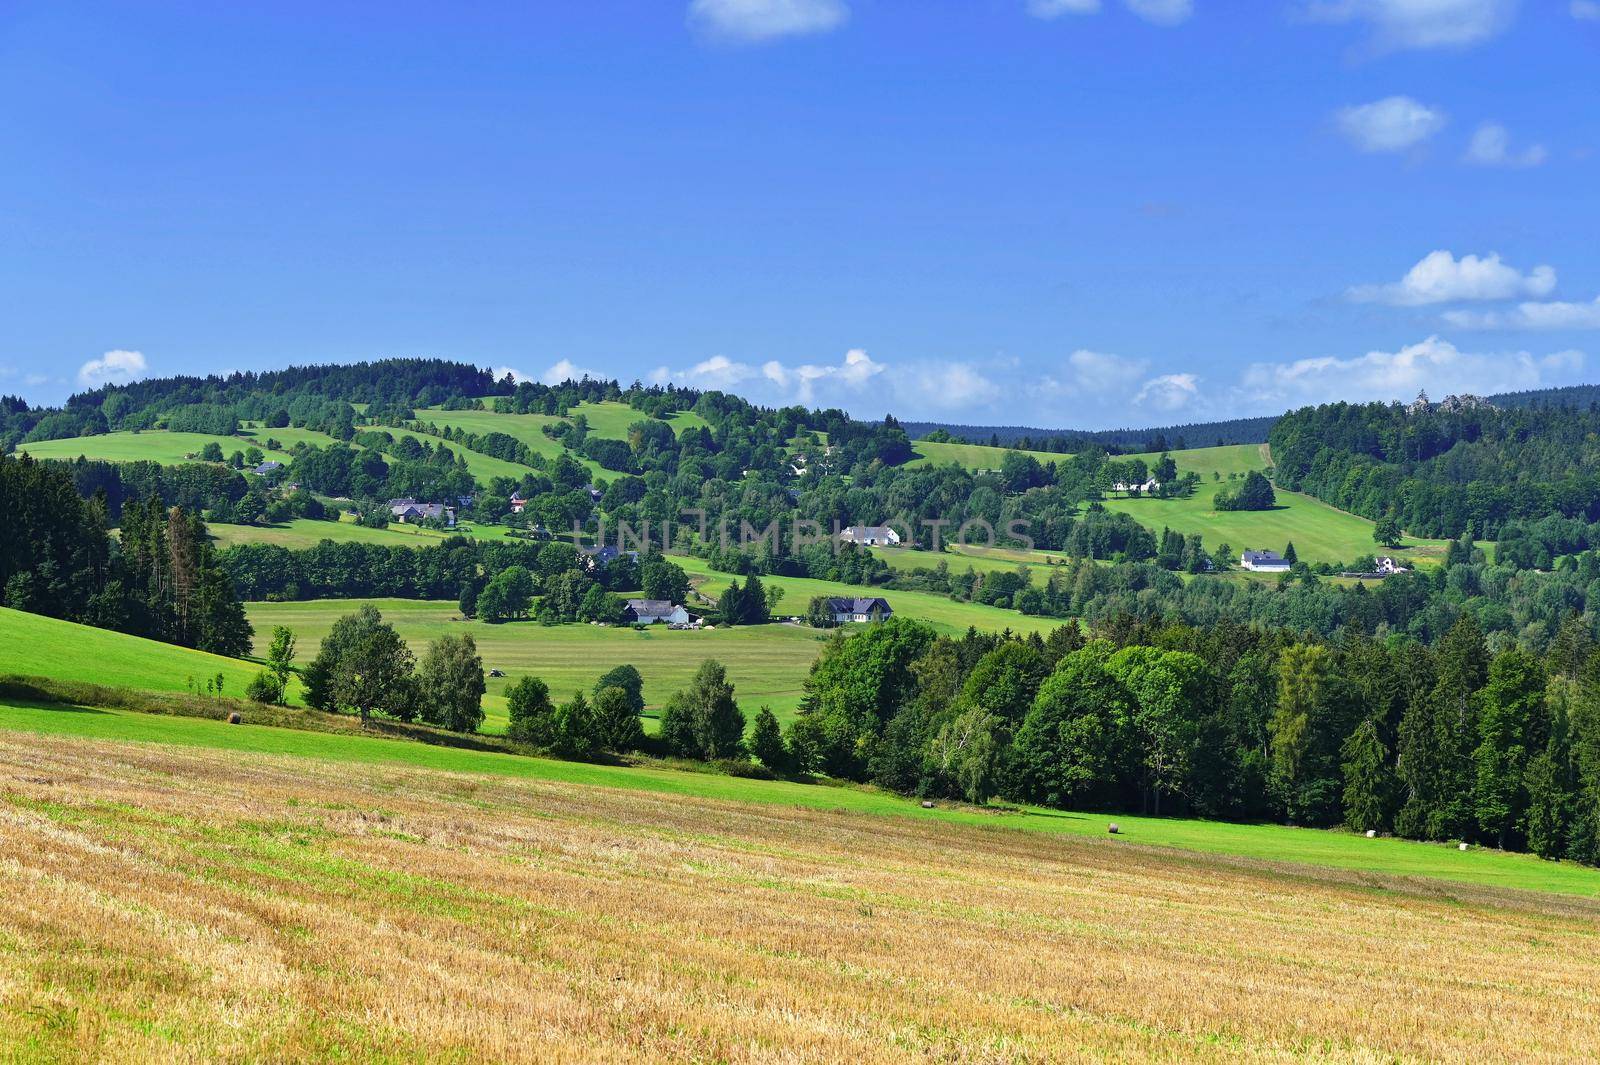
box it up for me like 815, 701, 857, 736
624, 599, 691, 626
1241, 549, 1290, 572
840, 525, 901, 547
1375, 556, 1409, 575
1111, 478, 1162, 494
388, 499, 456, 526
825, 597, 893, 624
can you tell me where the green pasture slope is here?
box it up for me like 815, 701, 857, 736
208, 516, 523, 550
246, 598, 830, 729
1, 697, 1594, 899
569, 400, 709, 440
415, 406, 601, 473
16, 429, 313, 466
0, 606, 298, 704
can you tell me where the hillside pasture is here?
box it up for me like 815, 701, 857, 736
0, 605, 297, 704
2, 724, 1599, 1060
16, 429, 308, 466
245, 598, 830, 727
569, 400, 709, 441
1103, 486, 1453, 568
208, 516, 523, 550
416, 406, 601, 473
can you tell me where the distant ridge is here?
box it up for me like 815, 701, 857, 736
900, 415, 1278, 453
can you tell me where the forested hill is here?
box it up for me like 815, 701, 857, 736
901, 415, 1278, 453
1270, 394, 1600, 543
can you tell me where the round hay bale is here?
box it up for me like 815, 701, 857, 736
1365, 829, 1376, 838
226, 711, 242, 725
920, 800, 934, 809
1458, 842, 1469, 851
1107, 823, 1120, 835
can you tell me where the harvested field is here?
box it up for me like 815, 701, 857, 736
3, 729, 1598, 1062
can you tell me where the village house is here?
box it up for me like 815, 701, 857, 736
509, 491, 528, 514
1240, 549, 1290, 572
839, 525, 901, 547
826, 596, 893, 624
252, 460, 283, 476
1375, 556, 1409, 575
624, 599, 692, 626
579, 545, 639, 571
388, 498, 456, 526
1110, 477, 1161, 494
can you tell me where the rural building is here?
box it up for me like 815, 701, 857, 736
388, 499, 456, 526
509, 491, 528, 514
826, 597, 894, 624
1240, 549, 1290, 572
580, 545, 639, 571
624, 599, 692, 625
1111, 478, 1162, 494
1375, 556, 1409, 575
252, 460, 283, 476
839, 525, 901, 547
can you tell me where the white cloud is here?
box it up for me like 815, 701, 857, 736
1025, 0, 1190, 23
1123, 0, 1193, 25
1464, 123, 1548, 168
1443, 295, 1600, 331
1572, 0, 1600, 21
1134, 373, 1202, 411
1304, 0, 1518, 52
1027, 0, 1102, 16
1348, 251, 1556, 306
687, 0, 848, 43
77, 349, 147, 387
1043, 349, 1150, 396
533, 358, 602, 384
1238, 336, 1584, 408
1335, 96, 1446, 153
761, 347, 885, 403
888, 362, 1004, 412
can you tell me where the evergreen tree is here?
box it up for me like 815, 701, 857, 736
506, 676, 555, 746
749, 706, 788, 771
1341, 718, 1392, 833
1473, 649, 1547, 848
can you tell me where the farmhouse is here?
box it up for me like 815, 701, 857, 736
826, 597, 894, 624
1375, 556, 1409, 575
579, 545, 639, 571
509, 491, 528, 514
1111, 478, 1162, 494
1240, 549, 1290, 572
388, 499, 456, 526
252, 460, 283, 476
840, 525, 901, 547
624, 599, 692, 626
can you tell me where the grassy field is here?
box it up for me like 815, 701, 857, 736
1103, 486, 1453, 567
15, 429, 311, 466
0, 605, 296, 703
3, 718, 1600, 1060
208, 516, 523, 550
671, 554, 1065, 636
1124, 442, 1268, 481
905, 438, 1064, 470
246, 598, 831, 728
569, 400, 709, 440
414, 406, 601, 473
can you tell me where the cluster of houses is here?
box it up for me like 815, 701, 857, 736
1110, 477, 1163, 494
616, 595, 894, 628
1242, 548, 1410, 579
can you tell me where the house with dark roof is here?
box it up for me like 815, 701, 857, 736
839, 525, 901, 547
252, 460, 283, 476
825, 597, 893, 624
624, 599, 691, 626
1240, 549, 1290, 572
579, 545, 638, 571
388, 499, 456, 526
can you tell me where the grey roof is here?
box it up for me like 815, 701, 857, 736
1242, 549, 1287, 563
625, 599, 681, 619
826, 597, 893, 614
252, 460, 283, 475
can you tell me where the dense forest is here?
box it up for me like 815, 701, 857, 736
1271, 393, 1600, 539
903, 414, 1280, 452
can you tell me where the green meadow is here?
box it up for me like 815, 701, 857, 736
568, 400, 709, 440
246, 598, 831, 729
208, 516, 523, 550
17, 429, 314, 466
0, 605, 297, 703
416, 406, 603, 473
1, 696, 1592, 899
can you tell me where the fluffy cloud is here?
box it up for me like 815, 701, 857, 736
1134, 373, 1201, 411
687, 0, 848, 43
1335, 96, 1446, 153
1238, 336, 1584, 408
495, 359, 603, 385
761, 347, 885, 403
1305, 0, 1518, 51
1348, 251, 1556, 306
1043, 349, 1150, 396
1464, 123, 1548, 168
1122, 0, 1193, 25
77, 349, 148, 387
1025, 0, 1191, 23
1573, 0, 1600, 21
889, 362, 1004, 412
1443, 295, 1600, 331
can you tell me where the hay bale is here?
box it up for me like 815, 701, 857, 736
1107, 823, 1120, 835
920, 800, 934, 809
1458, 842, 1469, 851
1365, 829, 1376, 838
226, 711, 242, 725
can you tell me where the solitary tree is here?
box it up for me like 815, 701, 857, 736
593, 684, 644, 752
1373, 516, 1403, 548
660, 660, 745, 760
416, 632, 486, 733
266, 625, 297, 704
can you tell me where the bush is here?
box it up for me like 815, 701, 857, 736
245, 671, 283, 704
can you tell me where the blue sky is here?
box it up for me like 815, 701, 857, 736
1, 0, 1597, 427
